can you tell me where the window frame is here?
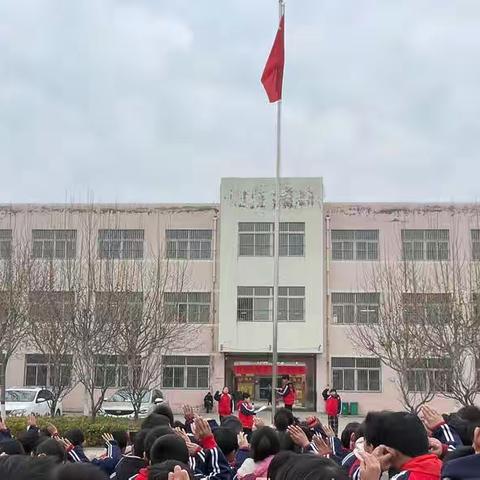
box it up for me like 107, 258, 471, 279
406, 358, 452, 393
32, 229, 77, 260
331, 230, 379, 261
162, 356, 210, 390
0, 230, 12, 260
332, 292, 380, 325
164, 292, 211, 324
165, 229, 212, 260
402, 229, 449, 262
331, 357, 382, 392
24, 353, 73, 388
98, 229, 144, 260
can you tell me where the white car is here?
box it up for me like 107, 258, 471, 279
5, 388, 63, 417
100, 388, 164, 418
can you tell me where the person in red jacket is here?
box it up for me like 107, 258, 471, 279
322, 386, 342, 436
238, 392, 256, 440
214, 386, 235, 423
277, 375, 296, 411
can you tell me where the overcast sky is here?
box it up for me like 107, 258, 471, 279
1, 0, 479, 204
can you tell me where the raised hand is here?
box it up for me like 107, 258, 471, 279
175, 427, 190, 444
46, 423, 59, 437
312, 434, 332, 456
420, 404, 444, 433
194, 417, 212, 441
238, 432, 249, 449
183, 404, 194, 421
102, 433, 114, 444
322, 424, 336, 438
358, 450, 382, 480
27, 414, 37, 428
371, 444, 393, 472
253, 416, 265, 429
56, 437, 73, 450
428, 437, 443, 458
287, 425, 310, 449
168, 465, 191, 480
185, 440, 201, 456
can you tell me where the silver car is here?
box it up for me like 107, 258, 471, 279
100, 389, 164, 418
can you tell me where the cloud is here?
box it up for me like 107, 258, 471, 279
1, 0, 480, 203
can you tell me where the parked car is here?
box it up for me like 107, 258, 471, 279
100, 388, 164, 418
5, 388, 63, 417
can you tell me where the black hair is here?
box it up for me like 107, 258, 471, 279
250, 426, 280, 463
141, 413, 172, 430
173, 421, 186, 430
112, 430, 129, 451
213, 427, 239, 457
268, 451, 298, 480
446, 414, 472, 445
150, 434, 189, 466
65, 429, 85, 447
144, 425, 173, 461
16, 429, 40, 454
220, 415, 242, 434
0, 439, 25, 455
340, 422, 361, 449
134, 429, 149, 458
242, 392, 251, 400
0, 455, 29, 480
35, 437, 67, 464
274, 408, 295, 431
457, 405, 480, 424
275, 455, 348, 480
282, 375, 290, 381
148, 460, 193, 480
276, 431, 298, 452
153, 404, 174, 427
364, 411, 428, 458
17, 457, 60, 480
52, 463, 109, 480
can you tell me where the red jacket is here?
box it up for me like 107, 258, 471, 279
135, 467, 149, 480
398, 454, 442, 479
216, 392, 234, 416
238, 400, 255, 429
325, 396, 341, 416
278, 383, 296, 406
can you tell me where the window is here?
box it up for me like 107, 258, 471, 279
165, 230, 212, 260
0, 230, 12, 259
402, 229, 449, 261
32, 230, 76, 259
238, 223, 273, 257
280, 223, 305, 256
94, 355, 129, 388
162, 356, 209, 389
331, 230, 379, 261
164, 292, 211, 323
332, 293, 380, 324
25, 353, 72, 387
332, 357, 381, 392
402, 293, 450, 324
98, 229, 144, 259
237, 287, 273, 322
29, 291, 74, 325
278, 287, 305, 322
95, 292, 143, 325
238, 222, 305, 257
406, 358, 452, 392
472, 230, 480, 260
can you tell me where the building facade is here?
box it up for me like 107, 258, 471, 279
0, 179, 478, 414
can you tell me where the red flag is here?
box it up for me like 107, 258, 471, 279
261, 15, 285, 103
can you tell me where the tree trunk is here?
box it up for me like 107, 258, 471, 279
0, 362, 6, 421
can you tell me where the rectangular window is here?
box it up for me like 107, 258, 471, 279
95, 292, 143, 326
162, 356, 209, 389
29, 291, 75, 324
164, 292, 211, 324
402, 293, 450, 324
279, 223, 305, 256
331, 357, 381, 392
32, 229, 76, 259
238, 223, 274, 257
94, 355, 130, 388
331, 230, 379, 261
237, 287, 273, 322
98, 229, 144, 259
472, 230, 480, 261
166, 230, 212, 260
0, 230, 12, 260
238, 222, 305, 257
406, 358, 452, 392
332, 292, 380, 324
278, 287, 305, 322
24, 353, 72, 387
402, 230, 449, 261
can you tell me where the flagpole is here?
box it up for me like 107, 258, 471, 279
271, 0, 284, 421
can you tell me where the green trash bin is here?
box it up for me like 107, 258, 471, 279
341, 402, 350, 415
350, 402, 359, 416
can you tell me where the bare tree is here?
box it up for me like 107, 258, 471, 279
350, 259, 438, 412
29, 262, 77, 416
0, 236, 33, 419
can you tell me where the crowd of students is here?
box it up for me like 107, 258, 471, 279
0, 389, 478, 479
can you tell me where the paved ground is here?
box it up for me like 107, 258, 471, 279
85, 411, 363, 458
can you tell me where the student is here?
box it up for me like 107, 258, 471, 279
204, 392, 214, 414
214, 387, 235, 423
322, 387, 342, 436
111, 429, 148, 480
64, 429, 90, 463
277, 376, 296, 411
238, 392, 256, 439
361, 411, 442, 480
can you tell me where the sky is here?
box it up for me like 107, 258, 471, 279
1, 0, 480, 204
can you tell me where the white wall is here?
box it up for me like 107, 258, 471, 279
218, 178, 324, 354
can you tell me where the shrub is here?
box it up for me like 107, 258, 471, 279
5, 416, 141, 447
